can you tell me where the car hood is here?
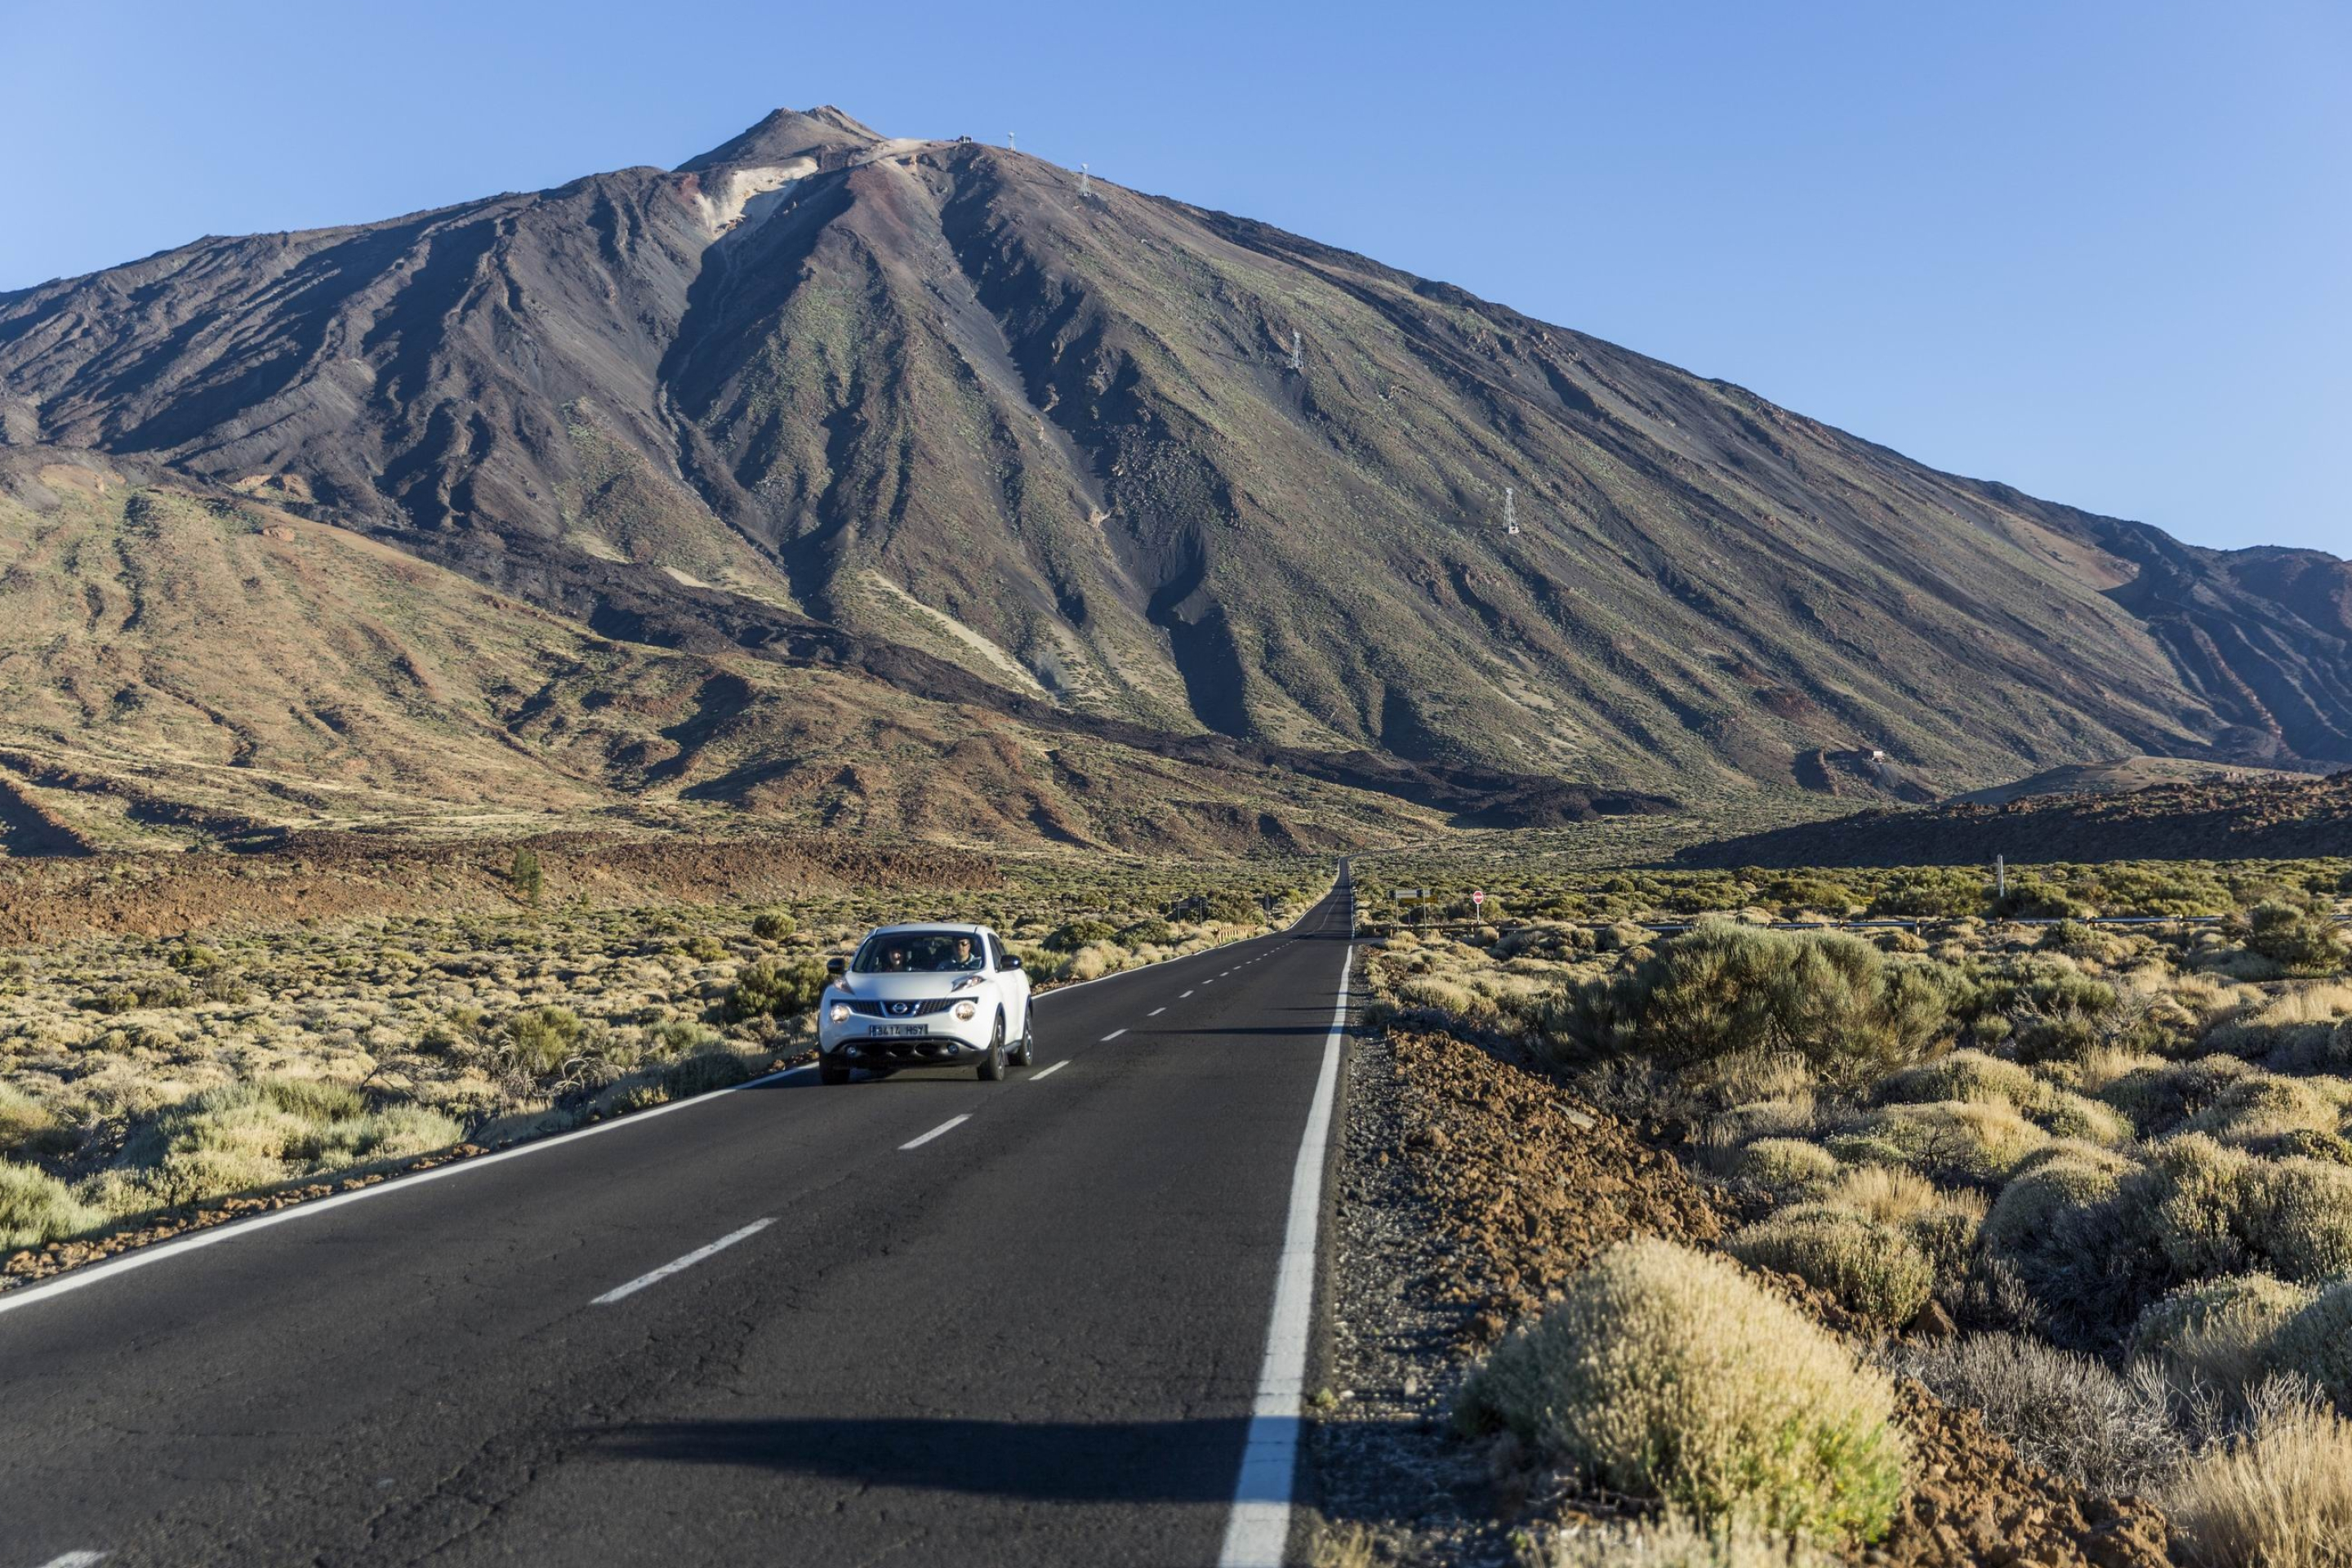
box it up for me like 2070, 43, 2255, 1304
831, 972, 992, 1001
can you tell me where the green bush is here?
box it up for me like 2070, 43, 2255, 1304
1117, 918, 1176, 947
0, 1158, 105, 1250
1457, 1238, 1906, 1545
2243, 901, 2348, 976
724, 957, 828, 1022
1729, 1138, 1840, 1199
1045, 918, 1120, 952
1842, 1098, 2050, 1183
750, 910, 797, 941
2132, 1274, 2319, 1393
1726, 1205, 1935, 1326
501, 1006, 586, 1074
1560, 924, 1957, 1086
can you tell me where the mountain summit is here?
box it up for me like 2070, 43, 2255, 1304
2, 108, 2346, 831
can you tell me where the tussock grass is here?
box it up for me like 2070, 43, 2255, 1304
2167, 1381, 2352, 1568
1457, 1238, 1906, 1546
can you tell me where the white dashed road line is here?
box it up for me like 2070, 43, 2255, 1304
1181, 990, 1194, 999
1031, 1061, 1067, 1080
591, 1218, 774, 1306
1102, 1028, 1128, 1041
1148, 1007, 1165, 1017
898, 1114, 972, 1151
37, 1553, 109, 1568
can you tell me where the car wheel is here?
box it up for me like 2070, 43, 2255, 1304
978, 1012, 1007, 1082
1013, 1005, 1036, 1067
819, 1058, 850, 1086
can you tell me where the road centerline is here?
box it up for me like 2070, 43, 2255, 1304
1030, 1061, 1067, 1080
898, 1114, 972, 1151
1102, 1028, 1128, 1041
591, 1218, 774, 1306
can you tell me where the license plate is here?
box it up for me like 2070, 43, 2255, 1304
867, 1024, 925, 1037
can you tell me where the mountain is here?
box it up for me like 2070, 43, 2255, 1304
1680, 768, 2352, 870
4, 106, 2348, 823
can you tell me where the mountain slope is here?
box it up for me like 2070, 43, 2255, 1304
4, 108, 2346, 799
0, 449, 1488, 855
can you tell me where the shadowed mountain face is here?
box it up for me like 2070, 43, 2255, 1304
4, 106, 2347, 802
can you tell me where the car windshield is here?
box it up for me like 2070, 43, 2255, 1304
852, 930, 987, 974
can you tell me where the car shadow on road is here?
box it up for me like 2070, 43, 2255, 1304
588, 1414, 1410, 1502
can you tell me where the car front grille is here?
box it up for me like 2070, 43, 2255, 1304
844, 997, 959, 1018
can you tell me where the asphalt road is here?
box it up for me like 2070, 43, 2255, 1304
0, 871, 1359, 1567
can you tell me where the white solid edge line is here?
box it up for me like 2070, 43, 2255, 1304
590, 1218, 774, 1306
898, 1113, 972, 1151
1030, 1060, 1067, 1080
1217, 943, 1351, 1568
0, 1063, 818, 1322
1101, 1028, 1128, 1041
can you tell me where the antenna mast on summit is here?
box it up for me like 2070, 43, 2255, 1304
1503, 486, 1521, 535
1008, 131, 1017, 152
1079, 162, 1090, 197
1288, 331, 1303, 372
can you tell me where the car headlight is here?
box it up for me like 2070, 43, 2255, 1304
827, 1001, 851, 1023
952, 1000, 978, 1022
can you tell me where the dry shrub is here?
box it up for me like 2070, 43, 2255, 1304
1557, 924, 1955, 1088
2270, 1282, 2352, 1414
115, 1078, 463, 1210
1457, 1238, 1906, 1546
2167, 1379, 2352, 1568
1819, 1165, 1986, 1276
2181, 1074, 2351, 1150
1728, 1138, 1839, 1199
0, 1158, 105, 1249
1726, 1205, 1935, 1327
2132, 1274, 2318, 1394
2151, 1139, 2352, 1284
1888, 1332, 2185, 1496
2103, 1054, 2261, 1135
1842, 1098, 2049, 1182
1535, 1511, 1830, 1566
1703, 1098, 1820, 1148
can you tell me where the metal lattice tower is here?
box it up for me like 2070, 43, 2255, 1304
1079, 162, 1090, 197
1008, 131, 1017, 152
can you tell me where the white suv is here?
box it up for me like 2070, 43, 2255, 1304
817, 924, 1036, 1084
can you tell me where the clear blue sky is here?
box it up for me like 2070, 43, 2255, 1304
2, 0, 2343, 554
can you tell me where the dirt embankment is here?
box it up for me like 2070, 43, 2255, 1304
1316, 1027, 2172, 1567
0, 831, 998, 945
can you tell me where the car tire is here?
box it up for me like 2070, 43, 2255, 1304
978, 1012, 1007, 1082
819, 1058, 850, 1086
1013, 1006, 1036, 1067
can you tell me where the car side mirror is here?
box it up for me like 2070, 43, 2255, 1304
1002, 955, 1022, 972
826, 957, 845, 975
